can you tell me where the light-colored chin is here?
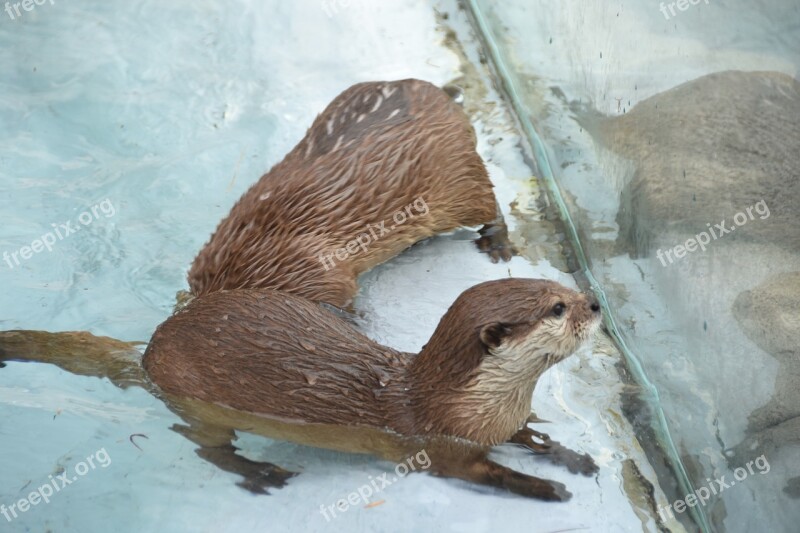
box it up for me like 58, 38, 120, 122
579, 317, 602, 347
550, 315, 602, 364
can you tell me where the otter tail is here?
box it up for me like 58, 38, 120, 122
0, 330, 147, 389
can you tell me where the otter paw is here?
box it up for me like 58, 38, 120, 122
236, 465, 297, 495
509, 427, 551, 453
546, 480, 573, 502
505, 471, 572, 501
475, 224, 514, 263
510, 427, 599, 476
562, 451, 599, 477
536, 444, 598, 477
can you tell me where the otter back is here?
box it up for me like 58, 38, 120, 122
188, 79, 498, 308
142, 289, 412, 428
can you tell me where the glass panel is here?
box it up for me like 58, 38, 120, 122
468, 1, 799, 531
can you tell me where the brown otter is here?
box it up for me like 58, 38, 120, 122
1, 278, 601, 500
145, 278, 601, 445
188, 79, 513, 308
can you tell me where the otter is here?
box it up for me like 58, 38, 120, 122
1, 278, 601, 500
145, 278, 601, 445
188, 79, 513, 308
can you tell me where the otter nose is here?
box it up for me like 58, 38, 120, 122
588, 295, 601, 314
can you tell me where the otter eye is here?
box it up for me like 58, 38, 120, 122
552, 303, 566, 317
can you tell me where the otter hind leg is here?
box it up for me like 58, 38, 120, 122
509, 427, 599, 476
464, 457, 571, 501
195, 443, 296, 495
487, 461, 572, 501
475, 202, 514, 263
432, 448, 571, 501
171, 421, 296, 495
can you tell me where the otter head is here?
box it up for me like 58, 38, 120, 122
407, 278, 601, 445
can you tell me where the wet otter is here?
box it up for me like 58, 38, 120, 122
188, 79, 513, 308
1, 278, 601, 500
145, 278, 601, 445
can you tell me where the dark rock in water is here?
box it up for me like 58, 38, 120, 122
599, 71, 800, 256
785, 476, 800, 499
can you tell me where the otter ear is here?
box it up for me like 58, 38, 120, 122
479, 323, 512, 350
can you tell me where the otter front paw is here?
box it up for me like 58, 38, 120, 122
559, 450, 599, 476
475, 223, 514, 263
509, 427, 599, 476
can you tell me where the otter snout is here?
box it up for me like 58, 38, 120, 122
587, 294, 601, 314
574, 291, 602, 324
576, 292, 603, 342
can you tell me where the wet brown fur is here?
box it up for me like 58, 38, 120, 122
188, 79, 506, 308
143, 278, 601, 447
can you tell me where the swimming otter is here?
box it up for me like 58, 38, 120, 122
145, 278, 601, 445
188, 79, 513, 308
1, 278, 601, 500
